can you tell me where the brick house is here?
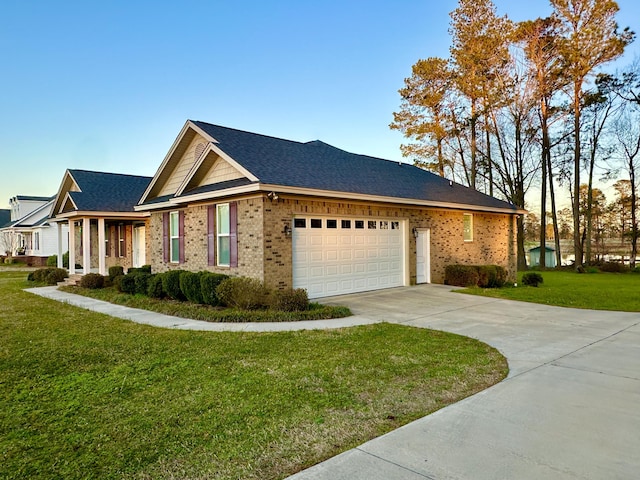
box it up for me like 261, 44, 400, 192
136, 120, 524, 298
50, 169, 152, 275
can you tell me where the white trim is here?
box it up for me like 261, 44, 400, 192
55, 211, 149, 220
98, 218, 106, 275
139, 121, 193, 205
175, 143, 258, 197
82, 218, 91, 274
463, 213, 474, 242
169, 211, 180, 264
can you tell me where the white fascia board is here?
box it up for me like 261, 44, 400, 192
55, 211, 150, 220
151, 181, 523, 215
57, 192, 78, 215
139, 120, 194, 205
257, 184, 525, 215
134, 200, 175, 212
168, 184, 261, 205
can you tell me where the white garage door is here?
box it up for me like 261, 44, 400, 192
292, 216, 405, 298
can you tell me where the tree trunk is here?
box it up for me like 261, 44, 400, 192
548, 153, 562, 267
572, 81, 583, 269
470, 99, 478, 189
631, 165, 637, 269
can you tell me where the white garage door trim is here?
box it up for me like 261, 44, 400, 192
292, 215, 406, 298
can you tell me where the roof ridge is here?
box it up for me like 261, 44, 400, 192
68, 168, 152, 179
191, 120, 310, 147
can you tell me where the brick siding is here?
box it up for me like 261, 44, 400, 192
148, 193, 518, 290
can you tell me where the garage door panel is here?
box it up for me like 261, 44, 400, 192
293, 216, 404, 298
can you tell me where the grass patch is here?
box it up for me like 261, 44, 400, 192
58, 285, 351, 322
459, 270, 640, 311
1, 272, 508, 479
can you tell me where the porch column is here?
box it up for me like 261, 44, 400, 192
82, 217, 91, 274
57, 222, 63, 268
98, 218, 106, 275
68, 221, 76, 275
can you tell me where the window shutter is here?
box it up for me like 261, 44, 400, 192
207, 205, 215, 266
163, 212, 169, 262
179, 211, 185, 264
229, 201, 238, 267
123, 225, 127, 258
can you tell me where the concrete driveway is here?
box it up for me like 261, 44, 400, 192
288, 284, 640, 480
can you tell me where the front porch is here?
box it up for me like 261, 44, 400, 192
56, 217, 149, 275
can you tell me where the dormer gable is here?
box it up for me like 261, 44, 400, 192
139, 120, 258, 206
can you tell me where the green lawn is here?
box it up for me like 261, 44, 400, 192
0, 272, 507, 480
459, 270, 640, 311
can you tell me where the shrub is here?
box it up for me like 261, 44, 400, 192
444, 265, 480, 287
477, 265, 507, 288
272, 288, 309, 312
180, 271, 204, 304
117, 274, 137, 294
147, 274, 165, 298
599, 261, 629, 273
128, 265, 152, 274
200, 272, 229, 306
216, 277, 270, 310
46, 255, 58, 267
44, 268, 68, 285
134, 273, 153, 295
31, 267, 68, 285
4, 257, 15, 265
79, 273, 105, 289
161, 270, 186, 301
522, 272, 543, 287
109, 266, 124, 281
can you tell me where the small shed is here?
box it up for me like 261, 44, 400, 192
529, 245, 556, 268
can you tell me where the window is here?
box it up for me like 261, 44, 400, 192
217, 204, 230, 266
368, 220, 377, 229
341, 219, 351, 229
294, 218, 306, 228
34, 232, 40, 251
327, 219, 337, 229
463, 213, 473, 242
170, 212, 180, 262
116, 223, 127, 257
391, 221, 399, 230
380, 221, 389, 230
310, 219, 322, 228
355, 220, 364, 229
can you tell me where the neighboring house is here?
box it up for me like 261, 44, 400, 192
0, 209, 10, 228
0, 196, 69, 265
135, 120, 525, 298
50, 169, 152, 275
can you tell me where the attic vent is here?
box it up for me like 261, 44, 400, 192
194, 142, 206, 160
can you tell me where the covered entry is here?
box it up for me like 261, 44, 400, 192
292, 216, 405, 298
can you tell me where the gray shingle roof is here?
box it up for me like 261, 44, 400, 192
68, 170, 152, 212
0, 209, 10, 228
189, 121, 517, 212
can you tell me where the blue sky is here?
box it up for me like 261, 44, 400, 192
1, 0, 639, 209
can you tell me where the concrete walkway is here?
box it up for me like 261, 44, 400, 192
24, 286, 378, 332
25, 284, 640, 478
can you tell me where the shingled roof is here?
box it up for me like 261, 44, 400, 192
183, 121, 518, 212
65, 170, 152, 212
0, 209, 10, 228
